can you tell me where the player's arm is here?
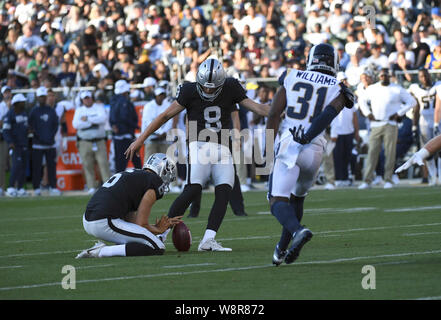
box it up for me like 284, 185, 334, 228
125, 100, 185, 160
396, 134, 441, 173
135, 189, 182, 234
239, 98, 270, 117
266, 86, 287, 141
291, 84, 354, 145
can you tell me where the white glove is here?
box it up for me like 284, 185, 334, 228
395, 148, 430, 173
62, 137, 68, 151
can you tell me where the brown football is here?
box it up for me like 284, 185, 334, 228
172, 221, 192, 252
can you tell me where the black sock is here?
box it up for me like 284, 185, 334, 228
189, 189, 202, 216
207, 184, 232, 232
168, 184, 202, 217
270, 200, 301, 234
278, 227, 292, 251
290, 195, 305, 223
125, 242, 164, 256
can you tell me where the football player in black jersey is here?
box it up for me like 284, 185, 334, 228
76, 153, 182, 258
125, 58, 270, 251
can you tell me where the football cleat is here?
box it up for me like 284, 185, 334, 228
284, 228, 313, 264
49, 188, 62, 196
272, 244, 287, 266
76, 241, 106, 259
198, 238, 232, 252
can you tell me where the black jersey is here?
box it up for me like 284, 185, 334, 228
176, 77, 248, 143
85, 169, 165, 221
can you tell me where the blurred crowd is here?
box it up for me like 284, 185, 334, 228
1, 0, 441, 196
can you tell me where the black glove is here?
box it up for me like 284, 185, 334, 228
339, 82, 355, 108
289, 125, 310, 145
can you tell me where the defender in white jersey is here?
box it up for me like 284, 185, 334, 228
266, 43, 354, 265
408, 69, 438, 185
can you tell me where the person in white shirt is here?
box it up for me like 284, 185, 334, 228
345, 48, 368, 87
366, 44, 389, 70
241, 2, 266, 35
331, 74, 360, 187
141, 87, 173, 160
72, 91, 111, 194
388, 40, 415, 68
358, 68, 417, 189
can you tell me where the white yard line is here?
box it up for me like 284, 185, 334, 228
0, 265, 23, 270
5, 239, 47, 244
403, 231, 441, 236
162, 263, 216, 269
0, 249, 440, 292
385, 206, 441, 212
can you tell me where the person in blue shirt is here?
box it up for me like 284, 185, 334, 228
2, 94, 30, 197
109, 79, 142, 172
29, 87, 60, 196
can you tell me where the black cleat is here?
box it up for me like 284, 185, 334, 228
284, 228, 313, 264
234, 211, 248, 216
272, 244, 287, 266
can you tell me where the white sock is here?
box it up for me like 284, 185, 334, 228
160, 228, 171, 241
201, 229, 217, 243
98, 244, 126, 257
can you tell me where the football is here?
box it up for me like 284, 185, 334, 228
172, 221, 192, 252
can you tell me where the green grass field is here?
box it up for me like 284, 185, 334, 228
0, 186, 440, 300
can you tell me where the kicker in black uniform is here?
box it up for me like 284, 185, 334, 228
125, 58, 270, 251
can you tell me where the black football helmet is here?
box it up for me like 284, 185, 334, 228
306, 43, 339, 77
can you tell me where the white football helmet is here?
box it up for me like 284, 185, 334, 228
143, 153, 177, 192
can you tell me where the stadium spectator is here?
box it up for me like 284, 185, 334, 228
110, 79, 142, 173
141, 87, 173, 159
242, 2, 267, 36
14, 22, 45, 54
0, 86, 12, 197
72, 90, 111, 195
2, 94, 30, 197
29, 87, 60, 196
282, 22, 306, 63
388, 39, 415, 69
424, 41, 441, 69
345, 48, 367, 87
366, 44, 389, 70
358, 68, 417, 189
331, 73, 361, 187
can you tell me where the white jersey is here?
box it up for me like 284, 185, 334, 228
408, 83, 436, 127
276, 68, 341, 169
280, 68, 341, 140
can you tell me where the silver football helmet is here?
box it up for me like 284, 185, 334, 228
196, 58, 226, 101
143, 153, 176, 192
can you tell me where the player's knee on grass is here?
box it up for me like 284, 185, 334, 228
125, 242, 165, 256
